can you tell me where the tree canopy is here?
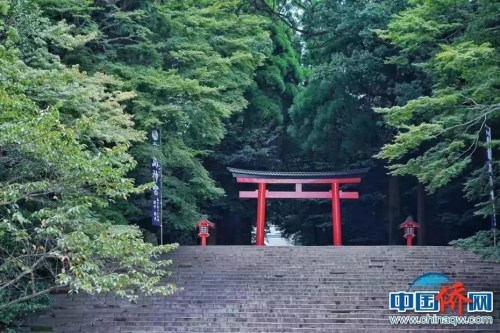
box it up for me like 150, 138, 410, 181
35, 0, 273, 237
376, 0, 500, 214
0, 0, 178, 325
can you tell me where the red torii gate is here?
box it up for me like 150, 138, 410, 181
228, 168, 367, 246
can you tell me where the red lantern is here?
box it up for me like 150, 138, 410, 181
400, 216, 421, 246
197, 219, 215, 246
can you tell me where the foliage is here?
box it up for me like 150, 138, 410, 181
264, 0, 491, 245
279, 0, 412, 244
289, 0, 409, 166
205, 17, 303, 244
36, 0, 273, 238
376, 0, 500, 207
0, 289, 50, 328
450, 230, 500, 263
0, 0, 176, 326
1, 2, 497, 329
465, 162, 500, 217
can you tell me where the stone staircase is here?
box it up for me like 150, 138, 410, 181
21, 246, 500, 332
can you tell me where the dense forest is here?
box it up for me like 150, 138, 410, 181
1, 0, 499, 327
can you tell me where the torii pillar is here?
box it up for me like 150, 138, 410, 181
228, 168, 367, 246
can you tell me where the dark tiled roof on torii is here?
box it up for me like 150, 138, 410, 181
227, 167, 369, 179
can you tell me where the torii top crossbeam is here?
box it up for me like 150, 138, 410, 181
228, 167, 368, 246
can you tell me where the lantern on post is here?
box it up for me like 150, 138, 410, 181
197, 219, 215, 246
400, 216, 420, 246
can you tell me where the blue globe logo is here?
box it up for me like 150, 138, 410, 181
407, 272, 452, 291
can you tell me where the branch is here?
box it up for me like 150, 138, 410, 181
31, 270, 36, 295
0, 190, 55, 207
0, 254, 54, 292
437, 103, 500, 136
448, 115, 487, 167
290, 0, 306, 10
253, 0, 327, 37
105, 36, 140, 44
486, 25, 500, 31
0, 285, 63, 311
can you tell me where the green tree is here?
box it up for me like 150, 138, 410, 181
282, 0, 411, 244
36, 0, 272, 241
206, 18, 303, 244
0, 0, 176, 325
376, 0, 500, 216
289, 0, 409, 165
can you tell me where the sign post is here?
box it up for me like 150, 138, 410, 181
485, 125, 497, 246
151, 128, 163, 245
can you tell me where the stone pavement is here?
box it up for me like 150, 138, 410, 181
21, 246, 500, 332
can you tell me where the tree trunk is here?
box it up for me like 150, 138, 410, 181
417, 182, 426, 245
388, 176, 401, 245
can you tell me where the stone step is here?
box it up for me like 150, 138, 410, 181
23, 246, 500, 333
